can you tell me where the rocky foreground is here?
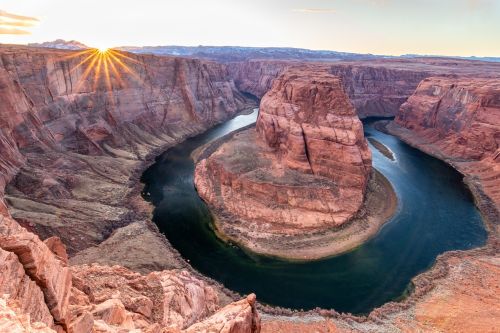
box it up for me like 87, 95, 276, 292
194, 67, 399, 259
0, 44, 499, 332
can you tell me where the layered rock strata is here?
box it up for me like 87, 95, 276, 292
229, 58, 500, 117
259, 75, 500, 329
0, 214, 260, 332
0, 45, 254, 264
0, 45, 260, 332
194, 68, 396, 259
388, 77, 500, 228
1, 44, 499, 332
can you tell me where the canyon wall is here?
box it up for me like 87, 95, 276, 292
228, 60, 431, 117
0, 214, 260, 332
1, 44, 499, 332
388, 76, 500, 224
256, 68, 372, 188
0, 45, 253, 256
0, 45, 260, 332
228, 58, 500, 118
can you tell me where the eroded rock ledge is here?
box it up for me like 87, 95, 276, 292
195, 68, 397, 259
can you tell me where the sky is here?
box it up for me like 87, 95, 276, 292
0, 0, 499, 57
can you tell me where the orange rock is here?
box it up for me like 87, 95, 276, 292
0, 44, 254, 255
44, 237, 69, 264
389, 77, 500, 216
70, 264, 220, 330
0, 246, 53, 326
0, 230, 72, 327
68, 311, 93, 333
395, 77, 500, 161
184, 294, 260, 333
0, 216, 71, 329
257, 67, 371, 188
195, 68, 371, 239
0, 296, 56, 333
229, 58, 500, 118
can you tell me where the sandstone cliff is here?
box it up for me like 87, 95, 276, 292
194, 68, 390, 260
0, 214, 260, 332
228, 58, 500, 118
0, 45, 260, 333
0, 45, 253, 257
256, 68, 372, 188
1, 44, 499, 332
389, 77, 500, 223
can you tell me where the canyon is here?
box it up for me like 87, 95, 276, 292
0, 45, 260, 332
194, 67, 397, 259
0, 44, 498, 332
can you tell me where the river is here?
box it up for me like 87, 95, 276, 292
141, 109, 487, 314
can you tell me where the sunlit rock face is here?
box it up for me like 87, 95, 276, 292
256, 68, 372, 188
389, 77, 500, 213
0, 45, 260, 333
195, 68, 371, 237
0, 215, 260, 332
395, 77, 500, 161
0, 45, 253, 255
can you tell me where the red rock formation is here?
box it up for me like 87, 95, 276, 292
0, 45, 254, 256
229, 58, 500, 118
0, 296, 56, 333
0, 45, 260, 333
256, 68, 371, 188
195, 68, 375, 258
328, 64, 431, 118
228, 60, 291, 98
389, 77, 500, 214
1, 44, 499, 333
0, 214, 260, 332
185, 294, 260, 333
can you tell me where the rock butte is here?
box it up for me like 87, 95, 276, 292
0, 44, 498, 332
194, 68, 399, 259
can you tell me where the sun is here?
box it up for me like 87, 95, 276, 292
97, 47, 109, 53
63, 46, 143, 95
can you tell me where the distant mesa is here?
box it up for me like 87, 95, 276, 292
26, 40, 500, 62
28, 39, 89, 50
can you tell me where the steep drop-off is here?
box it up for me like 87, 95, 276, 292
388, 76, 500, 228
194, 68, 396, 259
0, 45, 254, 258
0, 45, 260, 332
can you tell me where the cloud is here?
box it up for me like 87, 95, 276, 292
0, 10, 38, 22
0, 9, 39, 34
0, 27, 31, 35
293, 8, 336, 14
0, 19, 37, 27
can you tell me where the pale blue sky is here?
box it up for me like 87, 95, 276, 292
1, 0, 499, 56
